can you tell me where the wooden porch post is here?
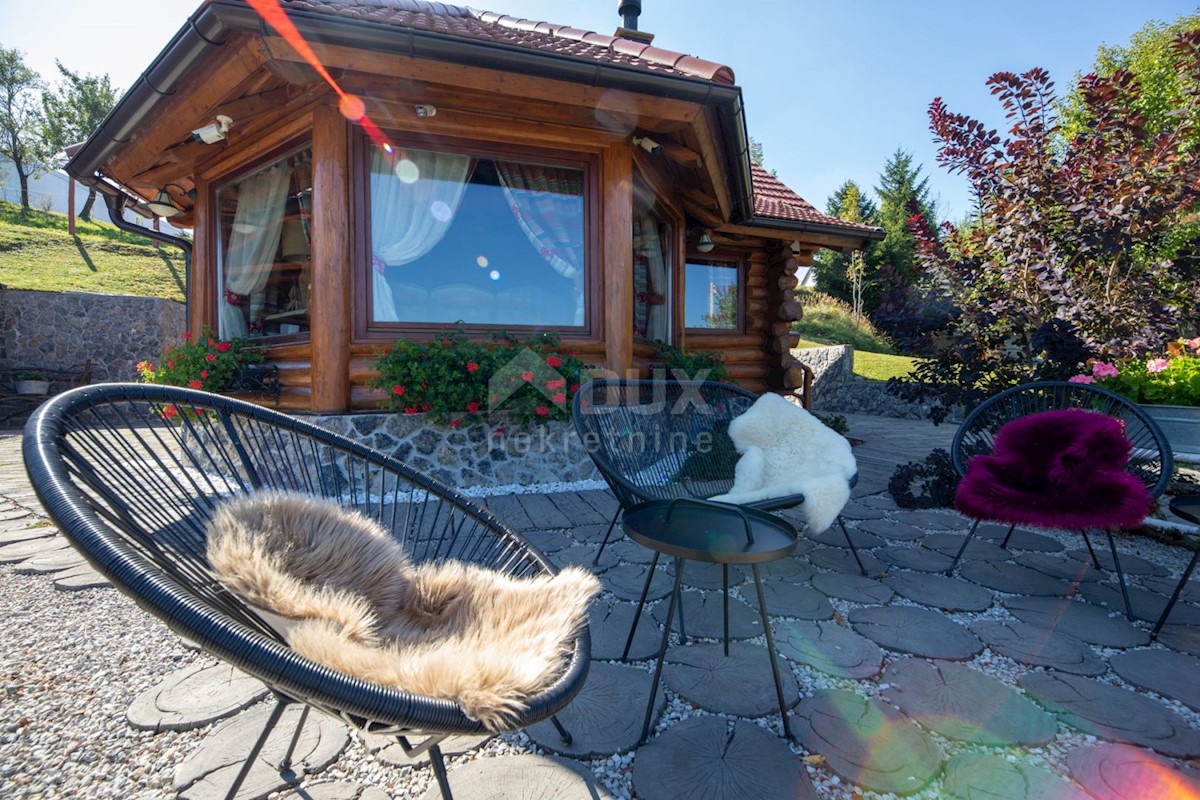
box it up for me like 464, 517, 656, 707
189, 177, 212, 336
603, 140, 633, 378
67, 179, 75, 236
309, 102, 351, 412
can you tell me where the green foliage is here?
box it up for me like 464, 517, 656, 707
897, 33, 1200, 416
371, 327, 596, 427
793, 292, 895, 354
701, 284, 738, 329
888, 448, 959, 508
814, 412, 849, 435
0, 200, 187, 300
649, 340, 732, 383
1061, 12, 1200, 147
0, 45, 49, 212
813, 180, 881, 305
1082, 338, 1200, 407
17, 369, 44, 381
136, 328, 262, 393
41, 61, 118, 221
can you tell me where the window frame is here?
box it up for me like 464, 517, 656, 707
352, 132, 601, 341
684, 256, 745, 335
210, 137, 314, 345
631, 178, 685, 346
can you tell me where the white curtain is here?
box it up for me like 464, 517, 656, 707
495, 161, 586, 326
220, 163, 292, 339
633, 209, 669, 340
370, 148, 473, 321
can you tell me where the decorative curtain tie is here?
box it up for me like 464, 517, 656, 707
225, 289, 246, 306
372, 255, 387, 276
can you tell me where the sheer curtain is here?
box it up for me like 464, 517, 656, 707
633, 209, 669, 340
220, 163, 292, 338
494, 161, 586, 326
370, 148, 473, 321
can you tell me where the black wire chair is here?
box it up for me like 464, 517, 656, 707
948, 381, 1175, 618
22, 383, 589, 800
572, 378, 864, 574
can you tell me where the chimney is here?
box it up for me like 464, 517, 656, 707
616, 0, 654, 43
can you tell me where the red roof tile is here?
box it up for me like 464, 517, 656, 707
750, 164, 880, 236
280, 0, 735, 84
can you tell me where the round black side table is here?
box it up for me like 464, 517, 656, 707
1152, 495, 1200, 638
620, 498, 799, 743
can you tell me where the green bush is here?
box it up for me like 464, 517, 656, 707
793, 292, 896, 354
136, 328, 261, 392
371, 328, 596, 427
649, 341, 732, 382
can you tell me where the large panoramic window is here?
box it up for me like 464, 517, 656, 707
216, 146, 313, 340
632, 195, 673, 342
685, 260, 740, 331
368, 145, 586, 329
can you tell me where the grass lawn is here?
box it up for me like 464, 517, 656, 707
795, 337, 920, 382
0, 201, 186, 301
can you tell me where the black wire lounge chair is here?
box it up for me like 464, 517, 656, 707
948, 381, 1174, 618
22, 383, 589, 800
572, 378, 864, 571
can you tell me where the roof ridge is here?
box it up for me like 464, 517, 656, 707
471, 8, 734, 84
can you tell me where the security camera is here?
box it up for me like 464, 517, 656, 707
634, 136, 662, 155
414, 104, 437, 118
192, 115, 233, 144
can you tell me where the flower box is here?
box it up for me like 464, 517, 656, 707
1140, 403, 1200, 464
14, 379, 50, 396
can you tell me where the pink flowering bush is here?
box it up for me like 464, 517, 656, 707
1074, 338, 1200, 407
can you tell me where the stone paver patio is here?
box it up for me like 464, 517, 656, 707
2, 413, 1200, 799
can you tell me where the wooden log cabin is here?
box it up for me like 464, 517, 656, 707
66, 0, 882, 413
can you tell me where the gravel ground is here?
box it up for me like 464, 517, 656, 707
2, 494, 1199, 800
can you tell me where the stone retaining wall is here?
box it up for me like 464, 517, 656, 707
794, 344, 960, 422
0, 288, 184, 392
311, 413, 600, 489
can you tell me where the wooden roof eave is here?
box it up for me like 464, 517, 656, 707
715, 219, 886, 253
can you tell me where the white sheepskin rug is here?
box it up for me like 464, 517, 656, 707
708, 393, 857, 533
205, 491, 600, 731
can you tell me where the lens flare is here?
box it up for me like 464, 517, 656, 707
395, 160, 420, 184
338, 94, 366, 122
430, 200, 452, 222
489, 270, 501, 281
476, 256, 489, 268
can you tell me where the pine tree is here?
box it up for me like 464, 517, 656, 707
875, 148, 937, 285
811, 180, 881, 307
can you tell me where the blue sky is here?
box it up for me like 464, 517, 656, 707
2, 0, 1196, 221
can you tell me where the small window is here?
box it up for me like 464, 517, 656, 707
685, 260, 740, 331
216, 146, 313, 340
367, 146, 586, 329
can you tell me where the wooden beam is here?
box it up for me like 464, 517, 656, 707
715, 223, 873, 251
309, 102, 351, 412
661, 141, 702, 167
265, 37, 704, 125
603, 140, 633, 378
693, 108, 732, 222
106, 34, 269, 183
213, 86, 292, 126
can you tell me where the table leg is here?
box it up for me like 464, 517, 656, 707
1153, 545, 1200, 639
641, 557, 685, 745
751, 563, 792, 741
723, 563, 730, 657
623, 551, 661, 661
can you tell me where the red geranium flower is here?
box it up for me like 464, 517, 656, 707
570, 384, 579, 393
546, 355, 562, 367
200, 369, 209, 379
205, 353, 218, 363
188, 379, 203, 389
521, 371, 534, 382
181, 331, 192, 341
553, 392, 566, 404
536, 406, 549, 416
495, 426, 505, 434
466, 400, 480, 413
449, 419, 461, 428
546, 379, 566, 390
217, 341, 231, 353
467, 362, 479, 373
405, 406, 417, 415
208, 338, 217, 347
392, 385, 405, 396
167, 359, 175, 370
162, 404, 178, 420
422, 402, 431, 412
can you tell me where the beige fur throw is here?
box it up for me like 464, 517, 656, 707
205, 492, 600, 731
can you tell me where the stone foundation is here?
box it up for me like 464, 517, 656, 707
793, 345, 961, 422
308, 413, 600, 489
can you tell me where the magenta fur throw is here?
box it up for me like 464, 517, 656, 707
954, 408, 1152, 530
